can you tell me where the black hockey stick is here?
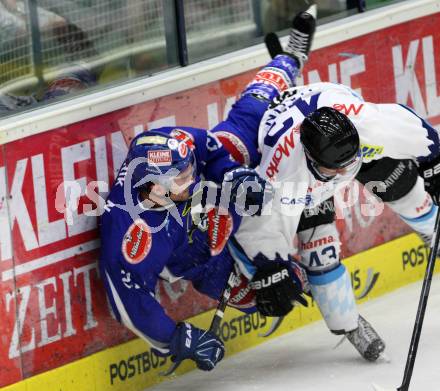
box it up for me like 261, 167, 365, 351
265, 32, 283, 59
374, 207, 440, 391
160, 270, 236, 376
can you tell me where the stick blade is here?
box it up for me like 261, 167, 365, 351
264, 32, 283, 58
372, 383, 398, 391
258, 316, 284, 337
159, 360, 181, 377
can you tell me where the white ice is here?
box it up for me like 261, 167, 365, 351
150, 276, 440, 391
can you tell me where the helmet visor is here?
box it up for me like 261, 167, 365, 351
306, 149, 362, 182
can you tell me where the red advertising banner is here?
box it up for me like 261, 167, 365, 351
1, 12, 440, 387
0, 144, 22, 386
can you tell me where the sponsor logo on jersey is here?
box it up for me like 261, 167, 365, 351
147, 150, 172, 166
301, 235, 335, 250
303, 198, 335, 217
253, 68, 289, 92
122, 219, 152, 264
229, 274, 256, 309
360, 143, 384, 159
215, 131, 251, 166
281, 194, 313, 207
207, 208, 233, 256
265, 128, 296, 179
332, 103, 364, 116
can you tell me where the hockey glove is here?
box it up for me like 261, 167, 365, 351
223, 167, 274, 216
418, 155, 440, 204
250, 252, 308, 317
169, 322, 225, 371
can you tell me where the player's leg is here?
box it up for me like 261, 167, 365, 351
297, 197, 386, 361
356, 158, 437, 244
211, 6, 316, 167
211, 54, 300, 167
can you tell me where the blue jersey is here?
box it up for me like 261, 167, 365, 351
99, 126, 241, 353
99, 54, 301, 354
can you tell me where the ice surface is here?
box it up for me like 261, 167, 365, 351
150, 276, 440, 391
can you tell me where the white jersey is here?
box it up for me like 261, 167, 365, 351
234, 82, 439, 261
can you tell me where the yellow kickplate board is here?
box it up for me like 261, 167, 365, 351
2, 233, 438, 391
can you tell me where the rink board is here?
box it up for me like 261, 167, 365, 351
2, 232, 438, 391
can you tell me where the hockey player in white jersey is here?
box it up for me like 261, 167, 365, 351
225, 19, 440, 362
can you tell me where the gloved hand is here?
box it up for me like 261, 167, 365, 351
223, 167, 274, 216
418, 156, 440, 204
250, 252, 308, 317
169, 322, 225, 371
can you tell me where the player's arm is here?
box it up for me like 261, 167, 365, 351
357, 102, 440, 202
320, 86, 440, 201
188, 127, 273, 216
232, 188, 309, 317
394, 104, 440, 203
99, 217, 224, 371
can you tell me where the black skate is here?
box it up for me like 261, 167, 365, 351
345, 315, 386, 361
285, 4, 317, 69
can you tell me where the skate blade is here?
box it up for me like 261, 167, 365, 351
377, 352, 391, 363
372, 383, 398, 391
304, 4, 317, 18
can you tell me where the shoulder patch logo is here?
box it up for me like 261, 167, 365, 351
122, 219, 152, 264
215, 131, 251, 166
207, 208, 233, 256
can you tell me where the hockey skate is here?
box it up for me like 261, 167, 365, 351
285, 4, 317, 69
345, 315, 386, 361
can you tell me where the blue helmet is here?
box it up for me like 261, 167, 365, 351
126, 130, 195, 188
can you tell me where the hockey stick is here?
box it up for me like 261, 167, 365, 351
160, 270, 236, 376
373, 206, 440, 391
265, 32, 283, 59
259, 316, 284, 337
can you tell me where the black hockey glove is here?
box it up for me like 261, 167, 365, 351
418, 155, 440, 204
223, 167, 274, 216
250, 252, 308, 317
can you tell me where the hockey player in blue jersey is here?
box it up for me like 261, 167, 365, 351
98, 7, 315, 372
